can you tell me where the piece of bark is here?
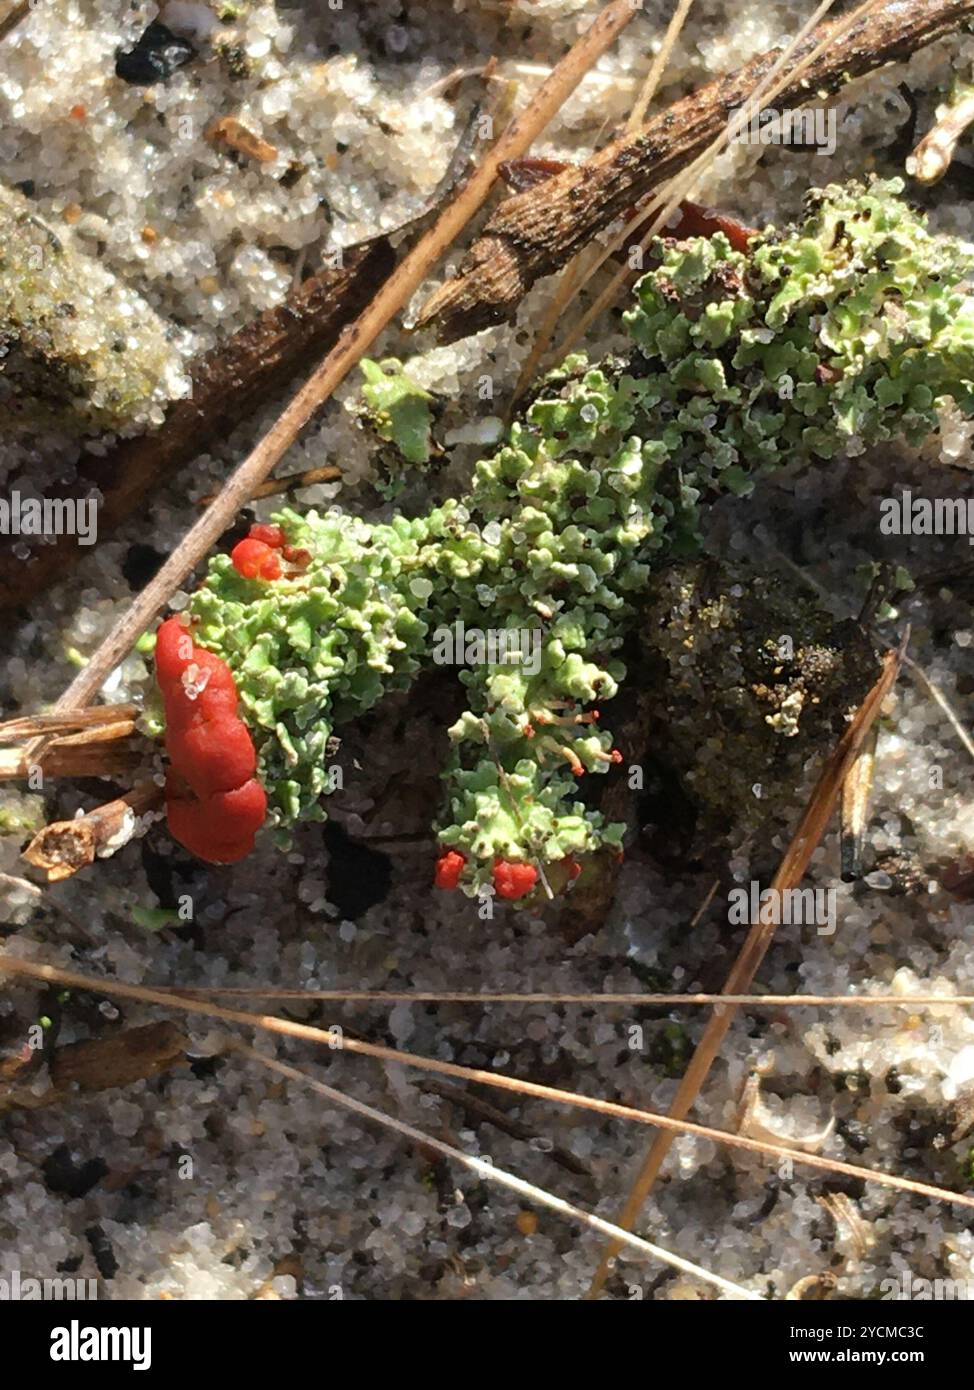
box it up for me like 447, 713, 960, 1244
416, 0, 974, 341
0, 704, 146, 781
0, 739, 144, 780
0, 1022, 188, 1113
0, 704, 140, 742
22, 782, 163, 881
0, 236, 394, 614
50, 1022, 187, 1091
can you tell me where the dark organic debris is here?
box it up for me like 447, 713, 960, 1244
942, 853, 974, 900
85, 1224, 119, 1281
121, 542, 165, 592
42, 1144, 108, 1200
322, 821, 393, 919
642, 559, 882, 846
115, 22, 196, 86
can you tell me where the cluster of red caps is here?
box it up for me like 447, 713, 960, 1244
155, 616, 266, 864
434, 850, 582, 901
436, 849, 537, 899
230, 523, 309, 581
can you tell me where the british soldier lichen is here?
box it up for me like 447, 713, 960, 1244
165, 179, 974, 898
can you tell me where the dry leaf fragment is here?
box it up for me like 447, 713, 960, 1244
205, 116, 278, 164
737, 1072, 837, 1154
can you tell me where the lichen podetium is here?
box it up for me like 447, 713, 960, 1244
164, 179, 974, 900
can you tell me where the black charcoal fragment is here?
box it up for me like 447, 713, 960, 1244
115, 21, 196, 86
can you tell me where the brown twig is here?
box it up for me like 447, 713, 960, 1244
42, 0, 642, 720
22, 782, 163, 882
0, 740, 143, 780
145, 986, 974, 1008
840, 722, 879, 880
508, 0, 699, 406
0, 705, 140, 742
908, 82, 974, 182
423, 1077, 592, 1178
416, 0, 974, 342
0, 705, 145, 781
586, 636, 907, 1297
629, 0, 698, 132
902, 651, 974, 762
0, 0, 29, 44
197, 463, 342, 507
